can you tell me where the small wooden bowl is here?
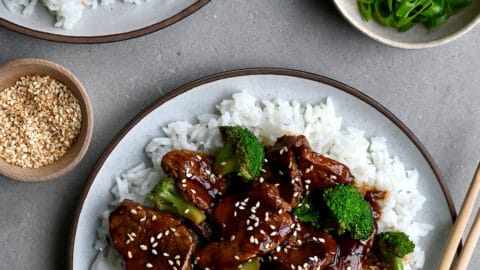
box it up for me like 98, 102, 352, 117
0, 58, 93, 182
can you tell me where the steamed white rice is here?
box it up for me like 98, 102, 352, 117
92, 92, 432, 270
2, 0, 149, 29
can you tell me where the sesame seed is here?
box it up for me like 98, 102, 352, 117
220, 161, 226, 166
152, 242, 158, 248
146, 263, 153, 268
168, 260, 174, 266
140, 215, 147, 222
152, 249, 158, 255
130, 209, 138, 215
230, 235, 236, 241
139, 244, 148, 251
234, 255, 240, 260
184, 208, 190, 214
152, 215, 157, 221
191, 189, 196, 194
163, 252, 170, 257
127, 251, 132, 259
156, 233, 163, 239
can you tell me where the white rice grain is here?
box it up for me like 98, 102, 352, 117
92, 92, 431, 269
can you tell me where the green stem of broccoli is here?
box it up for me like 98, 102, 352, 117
159, 191, 206, 224
213, 142, 239, 177
237, 258, 260, 270
392, 257, 404, 270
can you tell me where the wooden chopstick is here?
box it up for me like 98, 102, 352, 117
454, 208, 480, 269
438, 162, 480, 270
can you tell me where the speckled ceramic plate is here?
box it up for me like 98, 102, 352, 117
68, 69, 456, 270
0, 0, 209, 43
333, 0, 480, 49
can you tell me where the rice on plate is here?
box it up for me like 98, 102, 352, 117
2, 0, 150, 29
92, 92, 432, 270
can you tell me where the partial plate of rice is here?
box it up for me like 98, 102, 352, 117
68, 68, 456, 270
0, 0, 209, 43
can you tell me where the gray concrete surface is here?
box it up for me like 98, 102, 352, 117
0, 0, 479, 269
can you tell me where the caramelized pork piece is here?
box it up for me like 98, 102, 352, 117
279, 135, 355, 191
265, 223, 338, 270
325, 233, 375, 270
262, 136, 305, 208
109, 199, 195, 270
161, 150, 227, 212
195, 183, 294, 269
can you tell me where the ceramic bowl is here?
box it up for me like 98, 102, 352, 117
0, 58, 93, 182
333, 0, 480, 49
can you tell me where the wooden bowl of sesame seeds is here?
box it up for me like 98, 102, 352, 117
0, 58, 93, 182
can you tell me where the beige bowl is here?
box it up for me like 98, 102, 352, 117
333, 0, 480, 49
0, 58, 93, 182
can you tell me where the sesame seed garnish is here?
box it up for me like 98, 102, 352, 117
230, 235, 236, 241
168, 260, 174, 266
163, 252, 170, 257
152, 242, 158, 248
191, 189, 196, 194
150, 236, 155, 243
139, 244, 148, 251
156, 233, 163, 239
234, 255, 240, 260
130, 209, 138, 215
127, 251, 132, 259
152, 215, 157, 221
152, 249, 158, 255
246, 226, 254, 231
184, 208, 190, 214
220, 161, 226, 166
146, 263, 153, 268
140, 215, 147, 222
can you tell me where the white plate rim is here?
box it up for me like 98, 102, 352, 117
67, 68, 457, 269
0, 0, 209, 44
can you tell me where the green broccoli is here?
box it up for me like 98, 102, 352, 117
237, 258, 260, 270
149, 177, 206, 224
293, 196, 321, 228
374, 231, 415, 270
322, 184, 375, 240
213, 126, 264, 180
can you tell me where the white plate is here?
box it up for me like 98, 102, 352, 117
68, 69, 455, 270
0, 0, 209, 43
333, 0, 480, 49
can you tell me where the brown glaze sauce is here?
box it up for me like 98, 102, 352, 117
109, 135, 391, 270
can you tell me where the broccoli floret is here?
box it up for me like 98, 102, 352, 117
374, 231, 415, 270
293, 196, 321, 228
149, 177, 206, 224
322, 184, 374, 240
213, 126, 264, 180
237, 258, 260, 270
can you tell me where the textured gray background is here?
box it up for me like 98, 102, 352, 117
1, 0, 479, 269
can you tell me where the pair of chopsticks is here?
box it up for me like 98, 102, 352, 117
439, 162, 480, 270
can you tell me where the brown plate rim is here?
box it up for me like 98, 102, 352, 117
0, 0, 210, 44
68, 68, 457, 269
